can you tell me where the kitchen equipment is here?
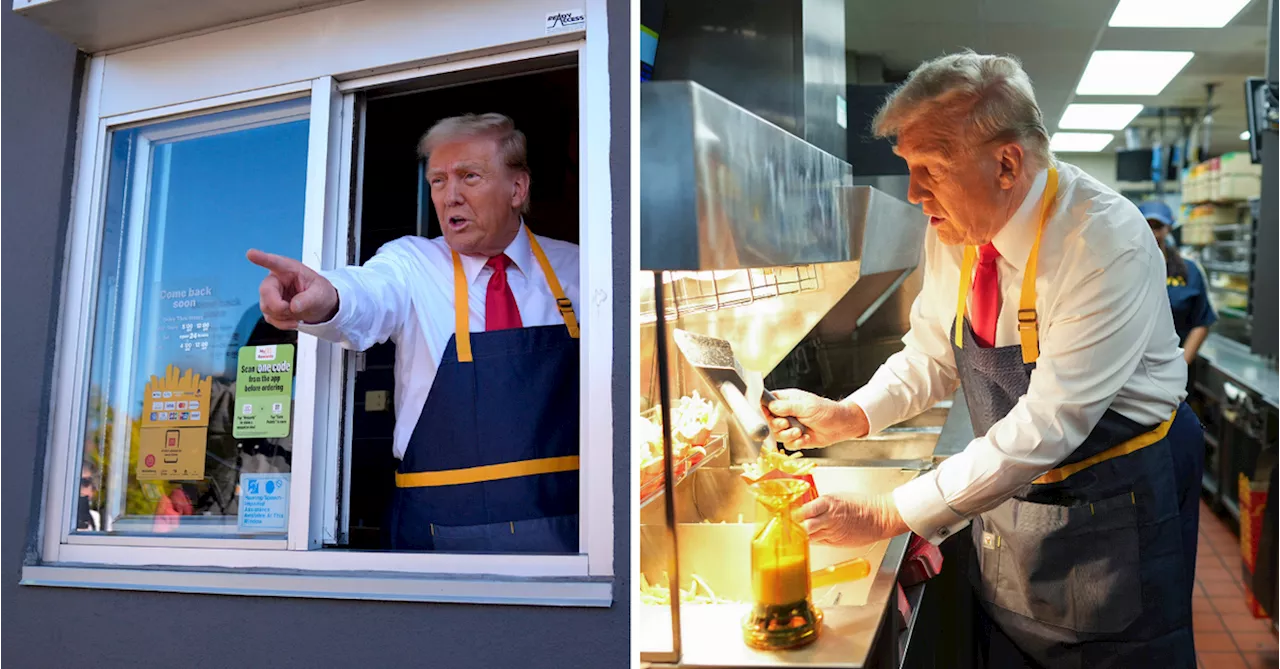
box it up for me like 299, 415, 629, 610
672, 329, 803, 453
639, 10, 930, 662
743, 477, 822, 650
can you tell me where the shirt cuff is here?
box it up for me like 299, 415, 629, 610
892, 470, 970, 545
847, 383, 898, 436
296, 270, 354, 343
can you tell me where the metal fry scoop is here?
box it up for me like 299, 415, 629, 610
671, 329, 803, 456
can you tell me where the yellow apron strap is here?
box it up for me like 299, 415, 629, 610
1033, 408, 1176, 485
1018, 167, 1059, 364
396, 455, 580, 488
955, 246, 978, 349
525, 227, 580, 339
452, 250, 473, 363
451, 228, 580, 363
953, 167, 1059, 362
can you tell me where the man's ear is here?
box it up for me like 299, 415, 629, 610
511, 171, 531, 209
996, 142, 1024, 190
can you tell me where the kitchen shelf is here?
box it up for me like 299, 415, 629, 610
638, 434, 727, 509
1212, 287, 1251, 297
1184, 199, 1254, 207
1221, 307, 1251, 319
1204, 262, 1253, 275
639, 266, 821, 324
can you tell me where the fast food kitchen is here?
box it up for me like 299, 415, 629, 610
637, 0, 1278, 667
638, 2, 942, 665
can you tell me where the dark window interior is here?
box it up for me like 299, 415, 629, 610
339, 61, 579, 550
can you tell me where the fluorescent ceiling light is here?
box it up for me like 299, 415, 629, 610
1076, 51, 1195, 95
1050, 132, 1115, 152
1240, 130, 1252, 141
1109, 0, 1251, 28
1059, 104, 1145, 130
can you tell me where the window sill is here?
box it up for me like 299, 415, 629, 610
21, 564, 613, 607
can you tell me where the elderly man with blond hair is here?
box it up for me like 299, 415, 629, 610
247, 113, 581, 554
767, 52, 1201, 667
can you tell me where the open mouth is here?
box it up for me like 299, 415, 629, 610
446, 216, 471, 231
928, 215, 945, 227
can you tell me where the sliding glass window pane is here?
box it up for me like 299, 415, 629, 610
77, 98, 309, 537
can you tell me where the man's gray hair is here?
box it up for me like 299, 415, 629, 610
418, 113, 531, 213
873, 51, 1052, 165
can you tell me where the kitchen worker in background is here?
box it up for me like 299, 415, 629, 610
766, 52, 1202, 667
247, 113, 580, 553
1139, 199, 1217, 366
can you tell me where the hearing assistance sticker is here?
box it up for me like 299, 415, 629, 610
238, 473, 289, 533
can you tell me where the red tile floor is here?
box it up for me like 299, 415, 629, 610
1195, 500, 1279, 668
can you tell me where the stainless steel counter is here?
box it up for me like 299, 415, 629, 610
640, 468, 917, 669
652, 532, 911, 668
1198, 333, 1279, 409
930, 391, 973, 461
641, 398, 980, 668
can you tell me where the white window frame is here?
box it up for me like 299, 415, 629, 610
28, 0, 614, 607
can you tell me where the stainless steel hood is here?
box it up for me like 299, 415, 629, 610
639, 80, 925, 394
641, 81, 923, 274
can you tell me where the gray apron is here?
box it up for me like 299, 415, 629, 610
954, 318, 1202, 668
962, 321, 1198, 669
950, 165, 1201, 668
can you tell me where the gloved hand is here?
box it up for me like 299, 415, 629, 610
764, 389, 869, 450
797, 493, 908, 546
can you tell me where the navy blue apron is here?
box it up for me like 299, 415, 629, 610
953, 168, 1202, 668
388, 229, 579, 553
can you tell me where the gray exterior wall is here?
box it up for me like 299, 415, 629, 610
0, 1, 632, 666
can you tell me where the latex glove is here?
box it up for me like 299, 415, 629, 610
764, 389, 869, 450
797, 493, 907, 546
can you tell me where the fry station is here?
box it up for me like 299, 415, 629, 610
637, 4, 959, 664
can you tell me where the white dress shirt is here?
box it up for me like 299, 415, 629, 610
299, 222, 580, 459
847, 161, 1187, 544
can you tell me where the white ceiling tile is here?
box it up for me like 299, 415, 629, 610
841, 0, 1267, 154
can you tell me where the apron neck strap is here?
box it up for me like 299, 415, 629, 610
954, 166, 1060, 364
451, 226, 580, 364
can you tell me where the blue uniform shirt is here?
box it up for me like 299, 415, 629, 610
1167, 259, 1217, 344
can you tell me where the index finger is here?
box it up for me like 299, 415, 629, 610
246, 249, 301, 277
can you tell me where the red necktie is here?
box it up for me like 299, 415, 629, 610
970, 242, 1001, 348
484, 254, 523, 331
